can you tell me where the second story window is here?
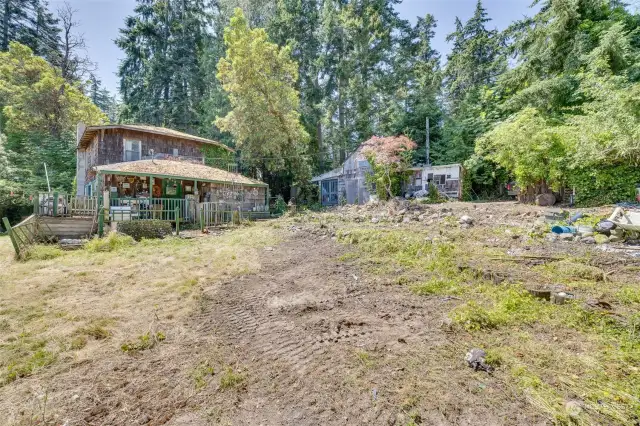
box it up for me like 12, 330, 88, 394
124, 139, 141, 161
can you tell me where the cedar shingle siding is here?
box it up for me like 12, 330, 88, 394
84, 128, 210, 185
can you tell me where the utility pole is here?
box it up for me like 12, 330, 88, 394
44, 163, 51, 192
425, 117, 430, 166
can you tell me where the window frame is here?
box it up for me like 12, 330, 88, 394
124, 139, 142, 162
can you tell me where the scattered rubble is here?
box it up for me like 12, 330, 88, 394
459, 215, 474, 225
465, 348, 493, 373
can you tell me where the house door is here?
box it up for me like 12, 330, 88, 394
321, 179, 338, 206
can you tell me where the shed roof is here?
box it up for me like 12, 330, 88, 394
96, 160, 266, 187
78, 124, 234, 152
311, 167, 344, 183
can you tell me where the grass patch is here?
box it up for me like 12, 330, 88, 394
219, 367, 245, 390
177, 277, 199, 296
618, 286, 640, 305
411, 278, 464, 296
85, 232, 135, 252
192, 362, 215, 389
69, 335, 87, 350
75, 319, 113, 340
355, 350, 374, 368
23, 244, 64, 261
451, 286, 552, 331
1, 334, 57, 385
120, 331, 166, 353
539, 259, 605, 282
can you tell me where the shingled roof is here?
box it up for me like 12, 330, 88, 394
77, 124, 234, 152
96, 160, 266, 187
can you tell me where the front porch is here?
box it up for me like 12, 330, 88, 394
93, 160, 269, 225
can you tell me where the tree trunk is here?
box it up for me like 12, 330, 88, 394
2, 0, 11, 51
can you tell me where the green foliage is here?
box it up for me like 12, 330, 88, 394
477, 108, 567, 191
192, 362, 215, 389
85, 232, 136, 252
274, 195, 287, 215
0, 43, 107, 217
451, 287, 550, 331
216, 8, 310, 185
116, 0, 212, 131
0, 43, 106, 137
571, 163, 640, 207
117, 220, 173, 241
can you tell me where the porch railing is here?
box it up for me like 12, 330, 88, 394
108, 198, 193, 222
36, 192, 98, 217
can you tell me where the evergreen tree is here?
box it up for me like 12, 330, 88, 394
215, 8, 310, 188
116, 0, 212, 133
0, 0, 60, 61
268, 0, 323, 163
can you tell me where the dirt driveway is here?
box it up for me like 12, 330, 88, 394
192, 227, 541, 425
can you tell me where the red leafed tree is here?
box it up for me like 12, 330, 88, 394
361, 135, 417, 200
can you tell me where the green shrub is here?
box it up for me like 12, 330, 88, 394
85, 232, 135, 252
117, 220, 172, 241
273, 195, 287, 215
569, 165, 640, 207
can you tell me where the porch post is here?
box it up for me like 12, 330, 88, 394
52, 192, 59, 216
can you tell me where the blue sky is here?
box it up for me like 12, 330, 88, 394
50, 0, 539, 96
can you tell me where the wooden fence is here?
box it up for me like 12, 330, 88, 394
2, 215, 52, 258
199, 202, 269, 228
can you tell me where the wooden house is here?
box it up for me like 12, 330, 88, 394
75, 123, 268, 222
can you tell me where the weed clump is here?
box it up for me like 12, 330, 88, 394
219, 367, 245, 390
543, 260, 605, 282
85, 232, 135, 252
23, 245, 64, 261
2, 336, 57, 385
121, 331, 166, 353
76, 319, 112, 340
192, 362, 215, 389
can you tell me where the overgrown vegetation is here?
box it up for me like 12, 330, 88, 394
336, 217, 640, 424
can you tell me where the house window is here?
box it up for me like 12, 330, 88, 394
124, 139, 141, 162
172, 148, 179, 157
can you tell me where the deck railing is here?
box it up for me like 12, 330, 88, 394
108, 198, 192, 222
36, 193, 98, 217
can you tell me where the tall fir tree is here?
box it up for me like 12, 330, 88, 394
0, 0, 60, 61
116, 0, 213, 133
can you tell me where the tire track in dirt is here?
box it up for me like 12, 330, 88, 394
198, 230, 430, 425
197, 228, 540, 425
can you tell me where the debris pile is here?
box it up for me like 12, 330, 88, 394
544, 206, 640, 246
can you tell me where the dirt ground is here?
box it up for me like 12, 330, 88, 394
1, 201, 639, 425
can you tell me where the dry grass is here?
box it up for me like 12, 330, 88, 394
0, 226, 279, 425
